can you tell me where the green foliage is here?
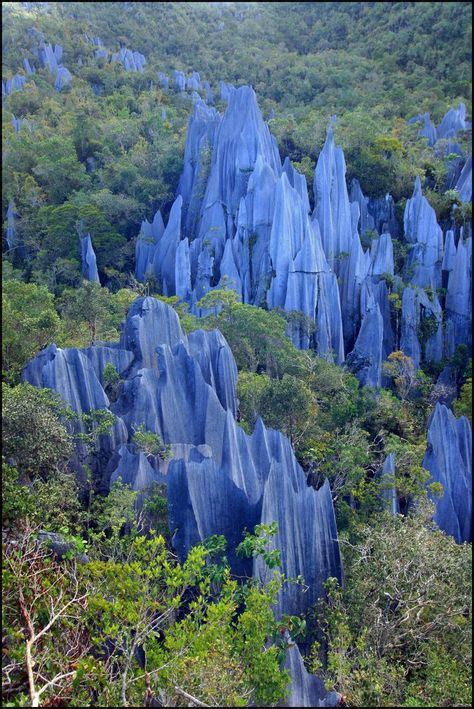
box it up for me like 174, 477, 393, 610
454, 377, 472, 422
2, 382, 74, 480
317, 504, 472, 707
237, 522, 281, 570
58, 281, 136, 346
2, 277, 61, 383
132, 423, 172, 460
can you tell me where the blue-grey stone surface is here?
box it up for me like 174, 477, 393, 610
172, 70, 186, 92
379, 454, 399, 515
22, 297, 343, 624
403, 177, 443, 290
80, 234, 100, 283
454, 156, 472, 203
346, 290, 384, 388
281, 636, 341, 707
158, 72, 169, 89
437, 102, 471, 140
313, 125, 352, 271
423, 403, 472, 543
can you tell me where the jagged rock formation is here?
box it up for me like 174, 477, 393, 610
455, 156, 472, 203
399, 286, 443, 370
408, 102, 471, 149
444, 232, 472, 357
403, 176, 443, 290
158, 72, 169, 89
6, 201, 17, 251
23, 297, 343, 620
135, 88, 346, 364
422, 404, 472, 543
131, 86, 471, 379
281, 635, 341, 707
408, 112, 438, 146
2, 74, 27, 96
36, 42, 73, 91
437, 102, 471, 140
313, 124, 352, 271
79, 233, 100, 283
379, 454, 400, 515
111, 47, 146, 72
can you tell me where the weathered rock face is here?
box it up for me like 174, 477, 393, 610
379, 454, 400, 515
133, 87, 346, 364
2, 74, 27, 95
399, 286, 443, 370
403, 177, 443, 290
423, 404, 472, 543
437, 102, 471, 140
313, 125, 352, 271
455, 156, 472, 203
407, 112, 438, 146
130, 86, 470, 378
22, 297, 343, 621
444, 234, 472, 357
350, 178, 375, 236
346, 289, 384, 388
280, 635, 341, 707
111, 47, 146, 72
79, 234, 100, 283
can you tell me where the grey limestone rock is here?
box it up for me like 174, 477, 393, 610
112, 47, 146, 72
445, 235, 472, 357
423, 404, 472, 543
437, 102, 471, 140
350, 178, 375, 236
407, 112, 437, 146
454, 156, 472, 203
379, 454, 399, 515
158, 72, 169, 89
23, 57, 35, 74
367, 192, 399, 238
368, 232, 394, 277
135, 209, 165, 282
22, 296, 343, 630
281, 637, 341, 707
79, 233, 100, 283
120, 296, 186, 369
172, 70, 186, 92
313, 124, 352, 271
346, 289, 384, 388
219, 80, 235, 102
3, 74, 27, 95
400, 286, 443, 370
54, 66, 72, 90
6, 201, 18, 250
403, 177, 443, 290
187, 328, 238, 415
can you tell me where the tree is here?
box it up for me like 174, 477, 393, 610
2, 383, 73, 481
454, 378, 472, 422
2, 527, 89, 708
2, 279, 62, 383
58, 281, 130, 346
383, 350, 417, 400
316, 502, 472, 707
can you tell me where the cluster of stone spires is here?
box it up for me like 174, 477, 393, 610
2, 38, 72, 97
408, 103, 472, 200
18, 84, 472, 705
22, 296, 344, 706
132, 85, 471, 390
83, 34, 147, 72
